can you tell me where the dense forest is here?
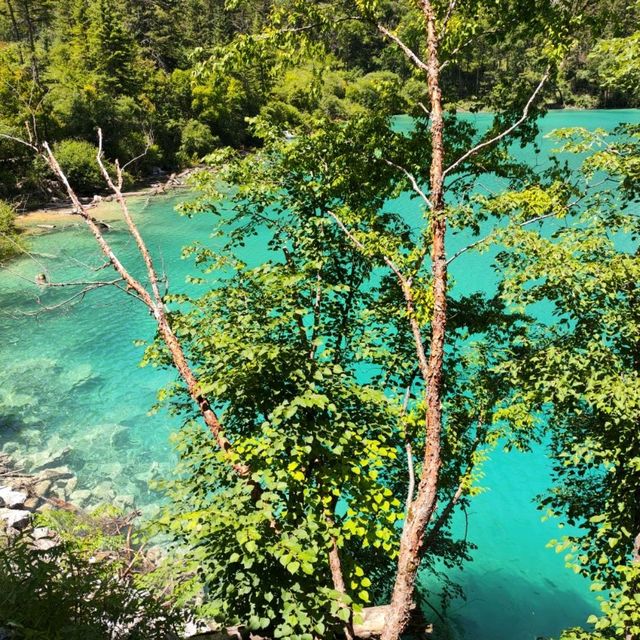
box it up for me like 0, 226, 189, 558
0, 0, 638, 206
0, 1, 639, 640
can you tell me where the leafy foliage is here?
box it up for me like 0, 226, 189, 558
489, 125, 640, 639
0, 199, 23, 262
0, 508, 182, 639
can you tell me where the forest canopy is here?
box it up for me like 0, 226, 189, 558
0, 0, 639, 203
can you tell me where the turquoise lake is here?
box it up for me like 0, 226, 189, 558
1, 110, 638, 638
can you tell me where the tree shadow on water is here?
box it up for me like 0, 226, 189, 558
434, 569, 594, 640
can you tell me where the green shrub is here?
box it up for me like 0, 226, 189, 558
259, 99, 304, 129
0, 508, 184, 639
0, 200, 23, 262
177, 119, 219, 166
52, 139, 114, 196
344, 71, 406, 114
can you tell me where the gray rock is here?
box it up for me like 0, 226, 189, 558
65, 476, 78, 494
38, 466, 74, 481
32, 526, 53, 540
69, 489, 91, 507
33, 479, 53, 497
0, 508, 31, 530
32, 537, 58, 551
0, 487, 27, 508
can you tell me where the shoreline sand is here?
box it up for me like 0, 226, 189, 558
16, 187, 186, 235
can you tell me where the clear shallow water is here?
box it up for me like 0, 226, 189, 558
0, 110, 638, 637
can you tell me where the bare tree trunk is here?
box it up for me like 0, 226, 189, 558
381, 2, 447, 638
328, 534, 355, 640
4, 0, 25, 63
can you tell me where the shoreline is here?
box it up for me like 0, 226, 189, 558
15, 167, 203, 234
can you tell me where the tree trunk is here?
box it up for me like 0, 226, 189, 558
381, 2, 447, 639
328, 534, 355, 640
5, 0, 25, 63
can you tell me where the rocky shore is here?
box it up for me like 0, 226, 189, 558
0, 357, 169, 520
0, 450, 74, 543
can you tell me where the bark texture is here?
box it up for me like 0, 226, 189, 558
381, 2, 447, 639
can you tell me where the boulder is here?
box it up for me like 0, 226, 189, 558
65, 476, 78, 494
32, 526, 54, 540
32, 537, 58, 551
0, 487, 27, 509
24, 496, 42, 511
0, 508, 31, 531
31, 526, 59, 551
33, 478, 53, 497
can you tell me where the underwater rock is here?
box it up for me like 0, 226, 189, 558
29, 447, 73, 472
92, 481, 116, 503
61, 364, 97, 391
65, 476, 78, 494
38, 466, 74, 481
139, 503, 161, 520
114, 494, 135, 510
0, 487, 27, 509
109, 425, 132, 449
69, 489, 91, 507
19, 428, 45, 447
2, 441, 19, 455
98, 461, 123, 479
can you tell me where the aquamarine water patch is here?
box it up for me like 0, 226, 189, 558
0, 110, 638, 638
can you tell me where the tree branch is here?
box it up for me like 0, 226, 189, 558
377, 24, 429, 73
383, 158, 432, 210
443, 69, 550, 177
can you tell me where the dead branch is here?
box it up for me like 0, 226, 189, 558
382, 158, 432, 209
401, 384, 416, 513
443, 69, 550, 177
440, 0, 458, 36
33, 135, 257, 485
377, 24, 429, 73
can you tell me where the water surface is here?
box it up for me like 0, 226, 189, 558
1, 110, 638, 638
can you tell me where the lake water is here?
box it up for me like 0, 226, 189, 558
1, 110, 638, 639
